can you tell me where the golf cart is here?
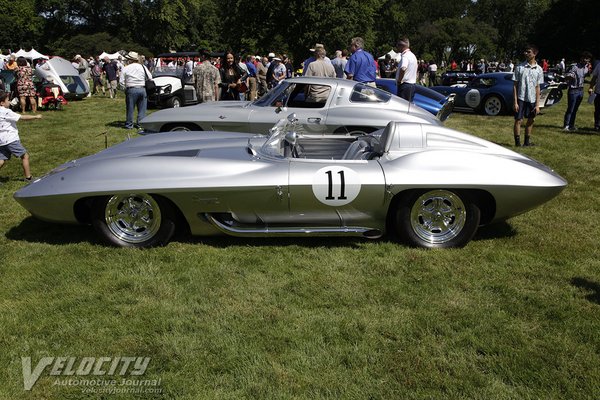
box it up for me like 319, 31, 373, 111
148, 51, 200, 108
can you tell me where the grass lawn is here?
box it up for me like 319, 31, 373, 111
1, 91, 599, 399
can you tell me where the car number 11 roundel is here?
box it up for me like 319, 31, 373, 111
312, 166, 361, 206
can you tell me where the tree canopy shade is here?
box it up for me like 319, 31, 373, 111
533, 0, 600, 61
2, 0, 595, 65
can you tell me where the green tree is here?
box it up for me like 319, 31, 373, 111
533, 0, 600, 62
220, 0, 383, 66
417, 17, 497, 65
0, 0, 44, 50
468, 0, 550, 60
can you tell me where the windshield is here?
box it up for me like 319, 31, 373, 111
253, 81, 333, 109
258, 118, 293, 158
60, 75, 87, 94
152, 57, 196, 78
253, 81, 291, 107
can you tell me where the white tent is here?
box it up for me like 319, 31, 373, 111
11, 48, 49, 60
378, 49, 401, 61
98, 51, 122, 60
25, 48, 49, 60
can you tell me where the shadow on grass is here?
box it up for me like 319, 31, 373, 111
6, 216, 367, 249
473, 221, 517, 241
535, 123, 599, 135
5, 217, 99, 245
7, 218, 517, 248
570, 277, 600, 305
105, 121, 127, 129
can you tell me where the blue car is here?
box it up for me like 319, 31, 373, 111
430, 72, 564, 116
375, 78, 454, 122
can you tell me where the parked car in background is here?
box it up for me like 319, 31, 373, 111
0, 70, 17, 97
35, 57, 89, 99
431, 72, 564, 116
440, 71, 477, 86
140, 77, 442, 134
15, 115, 567, 249
148, 51, 200, 108
375, 78, 454, 121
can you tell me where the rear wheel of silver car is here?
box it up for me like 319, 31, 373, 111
395, 189, 480, 248
161, 123, 201, 132
482, 95, 504, 116
91, 194, 176, 248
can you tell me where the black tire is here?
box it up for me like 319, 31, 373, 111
482, 95, 504, 116
166, 96, 182, 108
91, 194, 176, 248
160, 123, 202, 132
394, 189, 480, 248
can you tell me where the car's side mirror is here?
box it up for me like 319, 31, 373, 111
275, 105, 287, 114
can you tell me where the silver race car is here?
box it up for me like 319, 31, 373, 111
14, 115, 566, 249
139, 77, 449, 135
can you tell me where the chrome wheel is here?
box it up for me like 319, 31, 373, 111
105, 194, 162, 244
164, 123, 200, 132
410, 190, 467, 245
483, 95, 503, 116
171, 97, 181, 108
169, 125, 191, 131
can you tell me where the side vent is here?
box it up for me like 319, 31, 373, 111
144, 150, 200, 157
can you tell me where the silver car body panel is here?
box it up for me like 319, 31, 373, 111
15, 120, 566, 240
139, 77, 441, 134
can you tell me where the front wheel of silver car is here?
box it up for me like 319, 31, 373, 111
395, 189, 480, 248
483, 95, 504, 116
91, 194, 176, 248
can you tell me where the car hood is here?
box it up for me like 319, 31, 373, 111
141, 101, 250, 123
52, 131, 261, 170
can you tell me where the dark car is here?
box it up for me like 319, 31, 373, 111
431, 72, 563, 116
0, 70, 17, 97
375, 78, 454, 121
440, 71, 477, 86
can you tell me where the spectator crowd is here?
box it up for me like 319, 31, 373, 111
1, 36, 600, 181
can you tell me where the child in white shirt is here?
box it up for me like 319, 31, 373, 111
0, 91, 42, 181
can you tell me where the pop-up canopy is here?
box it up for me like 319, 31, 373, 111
12, 48, 49, 60
98, 51, 123, 60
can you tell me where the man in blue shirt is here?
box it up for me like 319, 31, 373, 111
245, 55, 258, 101
344, 37, 376, 85
563, 52, 592, 132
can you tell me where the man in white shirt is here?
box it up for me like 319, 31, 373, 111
395, 37, 417, 101
120, 51, 153, 129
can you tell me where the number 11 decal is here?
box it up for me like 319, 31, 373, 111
313, 166, 360, 206
325, 170, 347, 200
